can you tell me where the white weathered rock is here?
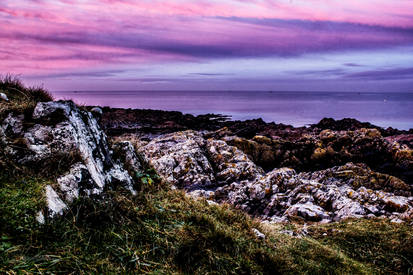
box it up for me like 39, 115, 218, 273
0, 101, 136, 221
57, 163, 95, 202
158, 156, 413, 223
140, 131, 215, 189
0, 92, 8, 101
1, 113, 23, 136
285, 203, 330, 222
206, 139, 264, 184
188, 189, 215, 200
140, 130, 264, 190
252, 228, 266, 240
45, 185, 68, 217
380, 194, 411, 212
36, 211, 45, 224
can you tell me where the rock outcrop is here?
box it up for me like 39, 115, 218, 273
136, 130, 413, 223
0, 101, 136, 222
219, 128, 413, 185
214, 163, 412, 223
140, 131, 263, 190
2, 101, 412, 225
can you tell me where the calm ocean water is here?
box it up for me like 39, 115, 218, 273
52, 91, 413, 130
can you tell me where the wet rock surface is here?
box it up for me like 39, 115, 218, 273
0, 101, 136, 221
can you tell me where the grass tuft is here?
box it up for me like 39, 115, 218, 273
0, 74, 53, 121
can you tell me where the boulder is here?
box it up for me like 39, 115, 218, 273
1, 101, 136, 221
284, 203, 330, 222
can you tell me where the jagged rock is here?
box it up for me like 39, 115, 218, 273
381, 194, 411, 212
206, 139, 264, 184
194, 162, 413, 223
0, 101, 136, 221
112, 141, 143, 174
299, 162, 412, 196
140, 131, 215, 189
223, 128, 413, 185
57, 163, 96, 202
133, 127, 413, 223
187, 189, 215, 200
1, 113, 23, 136
140, 130, 265, 190
45, 185, 68, 218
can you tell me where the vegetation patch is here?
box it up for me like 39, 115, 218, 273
0, 74, 53, 121
2, 167, 411, 274
307, 219, 413, 274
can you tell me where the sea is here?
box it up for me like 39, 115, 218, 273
51, 91, 413, 130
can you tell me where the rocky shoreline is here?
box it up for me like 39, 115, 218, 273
101, 106, 413, 223
2, 98, 412, 224
1, 87, 413, 273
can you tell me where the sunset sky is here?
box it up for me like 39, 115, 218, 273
1, 0, 413, 91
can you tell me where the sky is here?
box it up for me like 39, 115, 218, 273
1, 0, 413, 92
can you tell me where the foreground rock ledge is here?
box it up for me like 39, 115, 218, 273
140, 130, 413, 223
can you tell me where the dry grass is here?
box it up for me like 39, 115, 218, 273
0, 74, 53, 121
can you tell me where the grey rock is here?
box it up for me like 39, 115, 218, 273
36, 211, 45, 224
57, 163, 96, 202
206, 139, 264, 184
140, 130, 264, 190
143, 143, 413, 223
188, 189, 215, 200
91, 106, 103, 116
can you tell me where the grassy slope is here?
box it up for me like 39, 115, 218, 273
1, 170, 412, 274
1, 77, 412, 274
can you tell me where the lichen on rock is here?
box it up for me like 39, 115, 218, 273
1, 100, 137, 221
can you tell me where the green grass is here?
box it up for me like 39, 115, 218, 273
308, 219, 413, 274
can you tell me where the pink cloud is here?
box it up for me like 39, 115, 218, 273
1, 0, 412, 82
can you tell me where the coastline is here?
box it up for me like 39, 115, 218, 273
1, 79, 412, 273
